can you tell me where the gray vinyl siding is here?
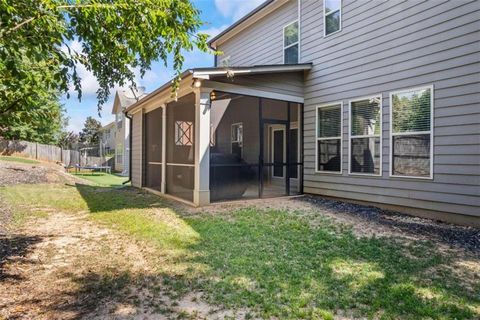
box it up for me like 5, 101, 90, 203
216, 0, 480, 218
131, 111, 143, 188
301, 0, 480, 217
218, 0, 298, 66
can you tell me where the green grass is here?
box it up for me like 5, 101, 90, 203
1, 183, 478, 319
0, 155, 39, 164
72, 172, 129, 186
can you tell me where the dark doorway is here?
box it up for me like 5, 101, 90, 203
210, 91, 303, 202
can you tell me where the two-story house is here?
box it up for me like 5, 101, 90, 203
124, 0, 479, 226
111, 87, 147, 175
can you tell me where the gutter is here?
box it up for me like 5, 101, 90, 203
122, 111, 133, 185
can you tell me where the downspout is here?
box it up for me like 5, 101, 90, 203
122, 111, 133, 185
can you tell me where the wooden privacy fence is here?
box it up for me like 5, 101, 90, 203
0, 139, 108, 167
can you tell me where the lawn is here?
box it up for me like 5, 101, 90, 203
1, 183, 479, 319
0, 155, 39, 164
71, 172, 129, 186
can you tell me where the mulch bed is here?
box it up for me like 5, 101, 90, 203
299, 195, 480, 252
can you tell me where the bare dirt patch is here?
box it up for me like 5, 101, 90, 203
0, 160, 80, 186
0, 210, 248, 320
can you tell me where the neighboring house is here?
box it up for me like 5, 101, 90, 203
111, 87, 147, 176
124, 0, 479, 226
100, 121, 116, 155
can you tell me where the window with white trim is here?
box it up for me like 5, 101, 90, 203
324, 0, 341, 36
231, 123, 243, 158
283, 21, 298, 64
390, 86, 433, 178
349, 96, 382, 175
316, 103, 342, 172
175, 121, 193, 146
116, 143, 123, 164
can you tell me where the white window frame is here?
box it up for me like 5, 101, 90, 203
315, 102, 343, 174
323, 0, 342, 37
348, 95, 383, 177
231, 122, 243, 157
283, 20, 299, 64
389, 85, 434, 180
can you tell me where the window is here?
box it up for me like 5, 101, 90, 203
349, 96, 382, 175
316, 103, 342, 173
324, 0, 341, 36
231, 123, 243, 158
390, 86, 433, 178
116, 113, 123, 129
175, 121, 193, 146
116, 144, 123, 164
283, 21, 299, 64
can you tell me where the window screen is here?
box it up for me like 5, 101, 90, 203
391, 86, 433, 178
284, 21, 299, 64
317, 104, 342, 172
350, 97, 381, 175
324, 0, 341, 36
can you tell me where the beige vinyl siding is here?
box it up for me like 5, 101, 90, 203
301, 0, 480, 217
131, 110, 143, 187
217, 0, 298, 66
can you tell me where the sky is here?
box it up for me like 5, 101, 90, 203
62, 0, 265, 133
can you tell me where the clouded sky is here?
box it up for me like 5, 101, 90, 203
63, 0, 264, 133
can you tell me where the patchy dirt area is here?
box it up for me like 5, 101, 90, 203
0, 161, 251, 319
0, 211, 248, 320
0, 160, 79, 186
0, 159, 479, 319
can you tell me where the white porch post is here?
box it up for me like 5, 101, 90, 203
160, 104, 167, 194
193, 88, 212, 206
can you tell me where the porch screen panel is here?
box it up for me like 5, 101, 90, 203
210, 92, 260, 202
166, 93, 195, 202
145, 107, 163, 190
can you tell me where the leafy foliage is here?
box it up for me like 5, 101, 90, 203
57, 130, 79, 149
0, 86, 67, 144
79, 116, 102, 146
392, 88, 431, 133
0, 0, 211, 114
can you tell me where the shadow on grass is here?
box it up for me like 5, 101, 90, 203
70, 184, 479, 319
74, 183, 164, 213
0, 234, 42, 282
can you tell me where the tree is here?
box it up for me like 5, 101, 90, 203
57, 131, 79, 149
0, 0, 211, 116
79, 116, 102, 146
0, 85, 67, 144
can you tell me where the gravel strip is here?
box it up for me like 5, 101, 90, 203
299, 195, 480, 252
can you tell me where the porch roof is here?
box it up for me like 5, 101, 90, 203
191, 63, 312, 79
125, 63, 311, 115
